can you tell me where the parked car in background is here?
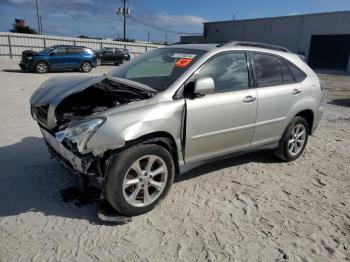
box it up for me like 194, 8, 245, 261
30, 41, 324, 216
95, 47, 130, 65
19, 45, 97, 73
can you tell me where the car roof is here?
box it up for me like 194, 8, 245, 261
51, 45, 89, 49
165, 43, 219, 51
166, 41, 290, 53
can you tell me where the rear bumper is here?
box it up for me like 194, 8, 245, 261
312, 105, 324, 134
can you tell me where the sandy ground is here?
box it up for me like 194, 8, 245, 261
0, 61, 349, 262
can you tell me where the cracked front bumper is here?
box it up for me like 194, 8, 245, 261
19, 61, 33, 70
41, 128, 89, 174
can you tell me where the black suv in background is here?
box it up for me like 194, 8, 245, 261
95, 47, 130, 65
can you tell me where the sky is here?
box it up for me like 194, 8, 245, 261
1, 0, 350, 43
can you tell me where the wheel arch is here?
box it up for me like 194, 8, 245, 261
128, 132, 180, 175
80, 60, 92, 66
295, 109, 314, 134
103, 131, 180, 176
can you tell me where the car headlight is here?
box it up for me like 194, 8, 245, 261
55, 118, 105, 153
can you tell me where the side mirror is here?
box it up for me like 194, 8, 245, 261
194, 77, 215, 96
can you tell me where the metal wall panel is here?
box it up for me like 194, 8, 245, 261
0, 32, 163, 60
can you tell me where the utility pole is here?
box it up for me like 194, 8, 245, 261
39, 15, 43, 34
165, 32, 168, 44
35, 0, 41, 34
116, 0, 130, 41
147, 32, 150, 43
123, 0, 126, 40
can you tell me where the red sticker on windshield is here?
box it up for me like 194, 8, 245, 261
175, 58, 192, 67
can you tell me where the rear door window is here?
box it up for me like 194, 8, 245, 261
68, 47, 84, 54
252, 53, 283, 87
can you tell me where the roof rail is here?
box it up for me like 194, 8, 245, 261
221, 41, 290, 52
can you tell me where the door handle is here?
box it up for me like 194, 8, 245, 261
243, 96, 256, 103
291, 89, 301, 95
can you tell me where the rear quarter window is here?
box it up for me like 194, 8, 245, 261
280, 60, 294, 84
285, 60, 307, 82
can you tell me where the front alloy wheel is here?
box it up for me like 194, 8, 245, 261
35, 62, 48, 73
96, 58, 102, 66
123, 155, 168, 207
105, 144, 174, 216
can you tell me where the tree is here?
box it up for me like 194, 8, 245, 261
10, 23, 37, 34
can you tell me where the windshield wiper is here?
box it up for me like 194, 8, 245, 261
105, 76, 158, 94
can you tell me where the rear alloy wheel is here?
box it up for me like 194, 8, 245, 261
105, 144, 174, 216
35, 62, 48, 73
96, 58, 102, 66
81, 61, 92, 73
288, 123, 307, 156
275, 116, 309, 162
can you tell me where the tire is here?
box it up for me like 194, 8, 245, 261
35, 61, 48, 73
275, 116, 309, 162
81, 61, 92, 73
96, 58, 102, 66
105, 144, 175, 216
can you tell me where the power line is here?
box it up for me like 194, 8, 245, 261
128, 15, 202, 35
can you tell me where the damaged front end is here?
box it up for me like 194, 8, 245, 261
31, 76, 156, 188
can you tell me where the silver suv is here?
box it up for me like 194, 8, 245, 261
30, 42, 324, 216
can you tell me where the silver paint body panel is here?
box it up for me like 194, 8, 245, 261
31, 44, 324, 167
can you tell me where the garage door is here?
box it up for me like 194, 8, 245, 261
309, 34, 350, 70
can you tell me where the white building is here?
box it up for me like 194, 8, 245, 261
181, 11, 350, 71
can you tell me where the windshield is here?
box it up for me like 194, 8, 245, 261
108, 48, 205, 91
40, 46, 57, 53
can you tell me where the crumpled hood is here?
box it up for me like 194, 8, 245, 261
22, 50, 39, 57
30, 75, 106, 129
30, 75, 104, 106
30, 74, 158, 130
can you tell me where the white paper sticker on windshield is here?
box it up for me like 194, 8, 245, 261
171, 53, 197, 59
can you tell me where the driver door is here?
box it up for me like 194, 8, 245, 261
184, 52, 257, 163
49, 47, 68, 69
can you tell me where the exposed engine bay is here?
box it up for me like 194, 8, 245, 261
55, 79, 153, 130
